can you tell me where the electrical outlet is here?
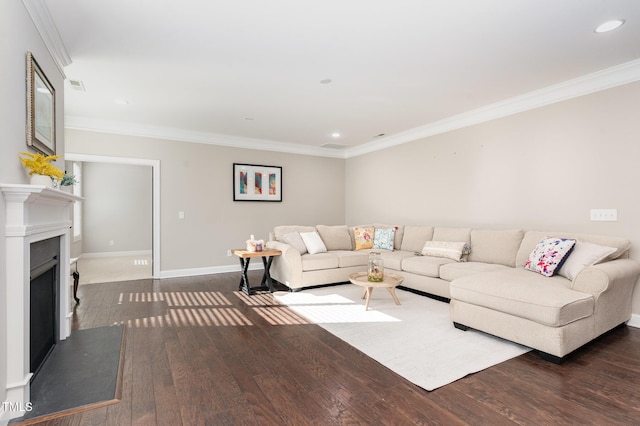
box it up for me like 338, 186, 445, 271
226, 250, 232, 256
178, 211, 185, 219
109, 240, 114, 246
590, 209, 617, 222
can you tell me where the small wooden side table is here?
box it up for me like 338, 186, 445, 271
232, 248, 282, 295
349, 272, 404, 311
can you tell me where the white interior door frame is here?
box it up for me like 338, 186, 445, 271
65, 153, 161, 278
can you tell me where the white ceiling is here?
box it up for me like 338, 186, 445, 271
38, 0, 640, 157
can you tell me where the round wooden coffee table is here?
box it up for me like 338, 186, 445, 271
349, 272, 404, 311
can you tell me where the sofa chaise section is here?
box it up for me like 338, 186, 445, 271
450, 231, 640, 362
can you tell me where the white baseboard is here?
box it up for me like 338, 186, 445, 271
627, 313, 640, 328
81, 250, 152, 258
159, 262, 264, 279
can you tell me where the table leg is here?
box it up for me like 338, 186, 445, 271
238, 257, 252, 295
261, 255, 276, 292
386, 287, 401, 305
364, 287, 373, 311
72, 271, 80, 304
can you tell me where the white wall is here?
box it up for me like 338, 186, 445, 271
82, 162, 152, 254
65, 129, 346, 274
346, 80, 640, 315
0, 0, 66, 416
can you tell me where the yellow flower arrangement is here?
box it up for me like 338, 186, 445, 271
19, 152, 64, 180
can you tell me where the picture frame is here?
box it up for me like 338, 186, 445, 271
26, 51, 56, 156
233, 163, 282, 202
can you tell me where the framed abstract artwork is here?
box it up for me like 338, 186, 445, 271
233, 163, 282, 202
26, 51, 56, 155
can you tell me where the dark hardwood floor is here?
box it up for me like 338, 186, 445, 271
30, 271, 640, 425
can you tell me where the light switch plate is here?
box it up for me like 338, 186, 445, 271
590, 209, 617, 221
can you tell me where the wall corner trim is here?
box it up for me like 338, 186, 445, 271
345, 58, 640, 158
22, 0, 72, 77
628, 313, 640, 329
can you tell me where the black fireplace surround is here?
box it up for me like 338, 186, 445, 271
30, 237, 60, 377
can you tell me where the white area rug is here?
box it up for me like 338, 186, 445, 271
274, 284, 530, 391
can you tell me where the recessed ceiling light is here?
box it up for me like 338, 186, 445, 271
114, 99, 129, 105
331, 132, 341, 138
595, 19, 625, 33
320, 78, 332, 84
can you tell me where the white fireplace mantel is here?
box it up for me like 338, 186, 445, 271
1, 184, 82, 420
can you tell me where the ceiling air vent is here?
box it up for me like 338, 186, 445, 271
68, 79, 86, 92
320, 143, 346, 149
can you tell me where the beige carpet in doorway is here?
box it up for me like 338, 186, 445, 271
76, 255, 152, 284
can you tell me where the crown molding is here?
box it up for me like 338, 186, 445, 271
64, 117, 347, 159
345, 58, 640, 158
66, 59, 640, 160
22, 0, 71, 78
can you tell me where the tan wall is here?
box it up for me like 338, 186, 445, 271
1, 0, 67, 408
65, 129, 346, 272
82, 162, 153, 254
346, 81, 640, 315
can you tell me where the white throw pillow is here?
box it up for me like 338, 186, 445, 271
300, 231, 328, 255
421, 241, 466, 261
281, 231, 307, 254
557, 241, 617, 281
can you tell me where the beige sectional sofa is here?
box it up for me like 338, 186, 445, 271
267, 224, 640, 362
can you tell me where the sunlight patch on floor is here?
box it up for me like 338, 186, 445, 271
114, 307, 253, 328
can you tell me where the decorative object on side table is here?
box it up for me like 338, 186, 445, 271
368, 251, 384, 282
19, 151, 64, 187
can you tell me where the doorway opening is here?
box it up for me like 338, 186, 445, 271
65, 153, 160, 280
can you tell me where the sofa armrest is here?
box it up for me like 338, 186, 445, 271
573, 258, 640, 335
266, 240, 304, 289
572, 258, 640, 298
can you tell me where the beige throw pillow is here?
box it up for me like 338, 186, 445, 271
300, 231, 327, 255
421, 241, 467, 261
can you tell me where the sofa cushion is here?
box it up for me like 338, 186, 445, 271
433, 227, 471, 243
274, 225, 316, 242
353, 226, 375, 250
301, 252, 339, 271
557, 241, 617, 281
300, 231, 328, 255
373, 224, 404, 250
524, 237, 576, 277
380, 250, 414, 270
516, 231, 631, 267
281, 231, 308, 254
400, 226, 434, 252
468, 229, 524, 267
373, 227, 395, 251
316, 225, 352, 250
421, 241, 467, 261
451, 269, 594, 327
333, 250, 370, 268
440, 262, 510, 282
401, 255, 456, 278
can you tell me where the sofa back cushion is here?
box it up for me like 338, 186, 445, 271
432, 227, 471, 243
274, 225, 316, 242
316, 225, 353, 250
400, 226, 434, 252
515, 231, 631, 268
468, 229, 524, 267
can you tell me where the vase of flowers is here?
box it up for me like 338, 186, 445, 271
19, 152, 64, 188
